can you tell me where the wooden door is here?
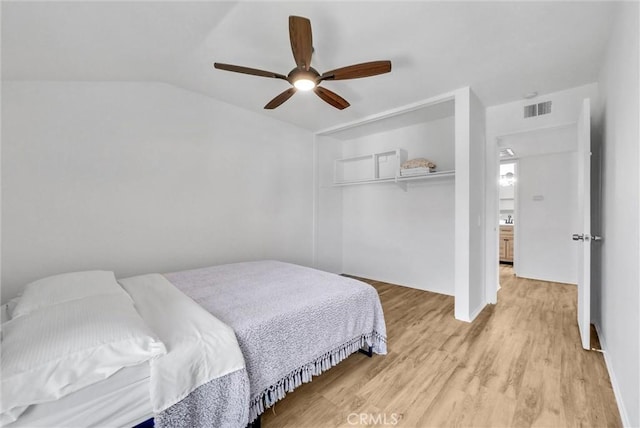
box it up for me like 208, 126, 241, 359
505, 238, 513, 262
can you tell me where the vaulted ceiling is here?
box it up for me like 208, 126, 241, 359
2, 1, 617, 131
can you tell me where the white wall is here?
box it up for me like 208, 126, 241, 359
467, 89, 487, 319
516, 151, 578, 284
595, 3, 639, 426
1, 81, 314, 302
487, 83, 600, 138
314, 135, 343, 274
339, 118, 455, 295
454, 87, 486, 321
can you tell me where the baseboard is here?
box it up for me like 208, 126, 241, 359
594, 323, 631, 427
341, 272, 454, 297
468, 302, 486, 322
454, 302, 487, 323
516, 273, 577, 286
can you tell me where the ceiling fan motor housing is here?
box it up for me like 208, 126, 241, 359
288, 67, 320, 85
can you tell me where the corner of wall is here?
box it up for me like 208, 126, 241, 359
454, 88, 471, 321
594, 322, 632, 428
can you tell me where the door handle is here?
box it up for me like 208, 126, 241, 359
573, 233, 602, 242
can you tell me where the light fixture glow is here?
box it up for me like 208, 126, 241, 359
500, 172, 516, 187
294, 78, 316, 91
499, 148, 515, 158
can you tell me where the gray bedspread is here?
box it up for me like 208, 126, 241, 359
165, 261, 387, 423
156, 369, 249, 428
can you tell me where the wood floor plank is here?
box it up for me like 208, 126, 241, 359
261, 267, 622, 427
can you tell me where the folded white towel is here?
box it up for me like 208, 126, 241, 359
400, 167, 434, 176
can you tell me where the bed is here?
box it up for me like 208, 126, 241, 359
2, 261, 387, 427
164, 260, 388, 423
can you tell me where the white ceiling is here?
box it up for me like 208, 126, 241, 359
2, 1, 617, 132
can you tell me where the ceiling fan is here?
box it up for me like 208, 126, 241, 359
213, 16, 392, 110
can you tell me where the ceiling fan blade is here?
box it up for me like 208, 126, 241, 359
320, 60, 392, 81
289, 16, 313, 71
314, 86, 350, 110
214, 63, 287, 80
264, 88, 297, 109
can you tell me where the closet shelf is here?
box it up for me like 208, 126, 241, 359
333, 170, 455, 187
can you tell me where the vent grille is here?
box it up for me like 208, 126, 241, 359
524, 104, 537, 118
538, 101, 552, 115
524, 100, 552, 118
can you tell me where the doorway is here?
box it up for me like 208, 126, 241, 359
496, 126, 579, 286
498, 160, 517, 283
486, 98, 593, 350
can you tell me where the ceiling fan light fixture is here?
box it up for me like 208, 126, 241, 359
293, 78, 316, 91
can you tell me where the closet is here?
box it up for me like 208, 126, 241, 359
314, 87, 486, 322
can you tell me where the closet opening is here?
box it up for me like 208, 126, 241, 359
314, 98, 456, 297
314, 87, 487, 322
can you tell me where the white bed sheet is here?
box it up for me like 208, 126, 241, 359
6, 362, 152, 428
119, 274, 246, 414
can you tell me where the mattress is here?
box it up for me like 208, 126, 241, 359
6, 362, 152, 428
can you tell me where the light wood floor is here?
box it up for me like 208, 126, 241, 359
261, 266, 621, 427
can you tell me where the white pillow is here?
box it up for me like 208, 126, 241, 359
12, 271, 130, 318
1, 293, 166, 423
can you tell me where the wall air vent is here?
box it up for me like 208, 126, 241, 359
524, 104, 537, 118
524, 100, 552, 118
537, 100, 552, 115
